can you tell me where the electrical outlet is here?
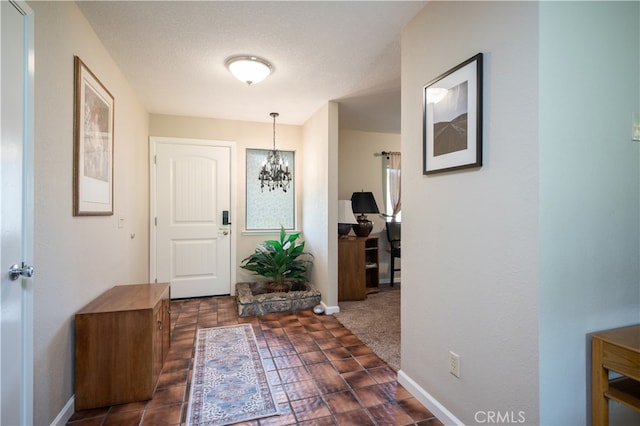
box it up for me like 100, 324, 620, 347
449, 351, 460, 378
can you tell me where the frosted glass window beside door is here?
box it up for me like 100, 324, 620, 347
246, 148, 295, 230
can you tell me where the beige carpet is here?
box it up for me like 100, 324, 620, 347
333, 285, 400, 371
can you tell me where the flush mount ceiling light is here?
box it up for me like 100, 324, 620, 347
225, 55, 272, 85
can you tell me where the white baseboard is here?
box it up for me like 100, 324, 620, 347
50, 395, 74, 426
322, 301, 340, 315
397, 370, 464, 426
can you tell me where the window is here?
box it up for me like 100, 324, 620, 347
383, 153, 401, 221
245, 148, 295, 230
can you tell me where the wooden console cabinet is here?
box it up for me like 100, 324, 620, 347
74, 283, 171, 410
338, 237, 379, 301
591, 324, 640, 425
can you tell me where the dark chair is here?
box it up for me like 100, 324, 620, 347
385, 221, 401, 286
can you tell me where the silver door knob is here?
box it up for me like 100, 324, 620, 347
8, 263, 34, 281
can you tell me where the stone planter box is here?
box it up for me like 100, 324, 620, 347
235, 281, 321, 317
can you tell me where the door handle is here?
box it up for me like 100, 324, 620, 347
8, 263, 34, 281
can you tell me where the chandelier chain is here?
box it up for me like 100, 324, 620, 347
272, 113, 277, 150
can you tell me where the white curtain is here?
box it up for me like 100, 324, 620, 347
387, 153, 401, 218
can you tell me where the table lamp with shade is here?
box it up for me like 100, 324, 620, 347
350, 191, 380, 237
338, 200, 358, 238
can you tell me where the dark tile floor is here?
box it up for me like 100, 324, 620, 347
67, 295, 442, 426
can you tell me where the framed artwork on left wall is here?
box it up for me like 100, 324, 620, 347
73, 56, 114, 216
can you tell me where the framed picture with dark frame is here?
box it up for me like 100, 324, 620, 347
73, 56, 114, 216
423, 53, 483, 175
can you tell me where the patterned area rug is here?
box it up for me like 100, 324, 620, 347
186, 324, 279, 426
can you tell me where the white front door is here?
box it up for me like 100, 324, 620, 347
0, 1, 34, 424
151, 138, 233, 298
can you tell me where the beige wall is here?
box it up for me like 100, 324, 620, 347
29, 2, 394, 423
30, 2, 150, 423
400, 2, 539, 424
148, 114, 305, 283
401, 2, 640, 424
149, 115, 397, 303
302, 102, 339, 310
28, 2, 640, 425
338, 128, 400, 281
538, 2, 640, 424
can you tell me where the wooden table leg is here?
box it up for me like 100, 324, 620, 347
591, 337, 609, 426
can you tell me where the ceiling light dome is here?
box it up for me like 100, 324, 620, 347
225, 56, 272, 85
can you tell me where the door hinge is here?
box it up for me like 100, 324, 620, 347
154, 155, 157, 165
155, 217, 157, 226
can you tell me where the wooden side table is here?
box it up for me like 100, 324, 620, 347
591, 324, 640, 425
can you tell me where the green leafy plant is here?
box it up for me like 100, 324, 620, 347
240, 226, 313, 291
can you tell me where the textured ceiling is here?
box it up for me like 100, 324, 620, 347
76, 1, 426, 133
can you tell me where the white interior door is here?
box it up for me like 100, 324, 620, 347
152, 138, 232, 298
1, 1, 34, 424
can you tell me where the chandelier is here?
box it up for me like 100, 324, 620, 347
259, 112, 292, 192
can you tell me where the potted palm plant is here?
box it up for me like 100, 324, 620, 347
240, 226, 313, 293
